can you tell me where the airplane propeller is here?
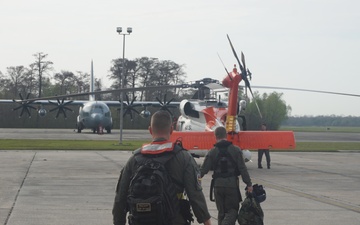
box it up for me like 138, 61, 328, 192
119, 95, 142, 121
227, 34, 263, 119
48, 98, 74, 119
12, 93, 36, 118
154, 94, 177, 117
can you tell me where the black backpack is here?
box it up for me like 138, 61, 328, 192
127, 150, 180, 225
213, 146, 240, 179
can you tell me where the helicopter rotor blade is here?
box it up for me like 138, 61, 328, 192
249, 85, 360, 98
217, 52, 232, 81
227, 34, 263, 118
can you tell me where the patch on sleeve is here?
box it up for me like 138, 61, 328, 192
196, 171, 202, 190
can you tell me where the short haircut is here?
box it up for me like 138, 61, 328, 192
151, 110, 172, 135
215, 126, 227, 140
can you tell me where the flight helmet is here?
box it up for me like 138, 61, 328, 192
252, 184, 266, 203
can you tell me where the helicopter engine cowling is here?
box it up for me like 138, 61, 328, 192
38, 108, 47, 117
179, 100, 199, 118
238, 100, 246, 114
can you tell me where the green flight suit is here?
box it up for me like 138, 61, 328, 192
201, 140, 252, 225
113, 140, 211, 225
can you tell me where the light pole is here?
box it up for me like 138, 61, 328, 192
116, 26, 132, 144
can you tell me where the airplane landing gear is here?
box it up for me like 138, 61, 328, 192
97, 125, 104, 135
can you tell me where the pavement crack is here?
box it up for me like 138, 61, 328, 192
4, 152, 36, 225
95, 151, 125, 169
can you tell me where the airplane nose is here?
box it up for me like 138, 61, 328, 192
91, 113, 103, 123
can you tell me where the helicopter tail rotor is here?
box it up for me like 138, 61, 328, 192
227, 34, 263, 119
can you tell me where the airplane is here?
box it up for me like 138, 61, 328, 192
2, 61, 183, 134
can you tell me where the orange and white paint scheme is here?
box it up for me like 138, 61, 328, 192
170, 65, 295, 158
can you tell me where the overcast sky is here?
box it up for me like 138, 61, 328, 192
1, 0, 359, 116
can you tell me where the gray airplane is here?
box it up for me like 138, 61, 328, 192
1, 61, 181, 134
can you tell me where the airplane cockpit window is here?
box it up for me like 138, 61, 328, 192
91, 105, 104, 113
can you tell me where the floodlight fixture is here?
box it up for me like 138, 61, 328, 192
116, 27, 122, 34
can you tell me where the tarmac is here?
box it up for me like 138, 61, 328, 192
1, 150, 360, 225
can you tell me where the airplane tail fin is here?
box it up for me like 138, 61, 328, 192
90, 60, 95, 101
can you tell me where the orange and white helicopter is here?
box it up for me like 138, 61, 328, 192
169, 35, 296, 159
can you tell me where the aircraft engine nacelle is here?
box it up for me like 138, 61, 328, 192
38, 108, 47, 117
140, 110, 151, 118
179, 100, 199, 118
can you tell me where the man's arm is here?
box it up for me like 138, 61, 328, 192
112, 156, 135, 225
233, 146, 252, 188
182, 152, 212, 223
200, 149, 214, 177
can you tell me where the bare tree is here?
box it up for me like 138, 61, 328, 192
30, 52, 53, 97
6, 66, 27, 98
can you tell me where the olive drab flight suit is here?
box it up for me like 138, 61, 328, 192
201, 140, 252, 225
113, 139, 211, 225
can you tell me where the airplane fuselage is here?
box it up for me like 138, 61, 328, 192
77, 101, 113, 133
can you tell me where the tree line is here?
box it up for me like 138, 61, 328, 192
283, 115, 360, 127
1, 52, 293, 130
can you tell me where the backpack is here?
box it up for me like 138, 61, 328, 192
127, 146, 181, 225
210, 146, 241, 202
213, 146, 240, 179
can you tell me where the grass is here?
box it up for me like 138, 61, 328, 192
280, 126, 360, 133
274, 142, 360, 152
0, 139, 149, 151
0, 139, 359, 152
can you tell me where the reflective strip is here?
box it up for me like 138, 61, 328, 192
141, 142, 174, 154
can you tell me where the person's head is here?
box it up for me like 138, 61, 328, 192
149, 110, 173, 139
261, 123, 267, 131
214, 126, 227, 141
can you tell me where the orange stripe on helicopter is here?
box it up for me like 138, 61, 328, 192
170, 131, 296, 150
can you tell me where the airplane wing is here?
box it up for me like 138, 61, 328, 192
0, 84, 184, 118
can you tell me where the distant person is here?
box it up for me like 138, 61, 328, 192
200, 126, 253, 225
258, 123, 271, 169
112, 110, 212, 225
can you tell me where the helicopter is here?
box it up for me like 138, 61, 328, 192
167, 35, 296, 158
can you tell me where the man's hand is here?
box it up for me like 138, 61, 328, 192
246, 185, 253, 193
204, 219, 212, 225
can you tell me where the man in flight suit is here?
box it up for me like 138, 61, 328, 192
258, 123, 271, 169
200, 126, 253, 225
112, 110, 212, 225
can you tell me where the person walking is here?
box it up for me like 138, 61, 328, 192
200, 126, 253, 225
258, 123, 271, 169
112, 110, 212, 225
